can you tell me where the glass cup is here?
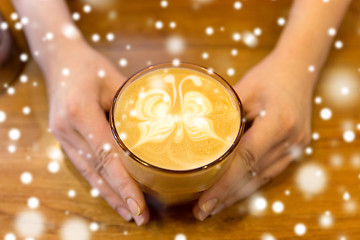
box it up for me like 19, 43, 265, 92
110, 63, 245, 205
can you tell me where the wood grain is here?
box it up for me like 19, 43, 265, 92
1, 0, 360, 239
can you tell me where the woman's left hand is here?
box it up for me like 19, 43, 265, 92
193, 49, 315, 220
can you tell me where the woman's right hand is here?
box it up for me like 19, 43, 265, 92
43, 41, 149, 226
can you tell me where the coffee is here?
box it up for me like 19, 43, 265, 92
113, 67, 240, 170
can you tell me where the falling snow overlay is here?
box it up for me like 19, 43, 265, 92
1, 0, 360, 239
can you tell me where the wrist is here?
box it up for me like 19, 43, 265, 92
268, 46, 319, 92
36, 36, 90, 77
273, 38, 322, 69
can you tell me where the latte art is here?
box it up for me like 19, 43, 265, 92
114, 67, 241, 170
134, 75, 224, 147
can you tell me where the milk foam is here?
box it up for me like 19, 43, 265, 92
114, 68, 240, 170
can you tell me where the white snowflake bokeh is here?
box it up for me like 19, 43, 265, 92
21, 172, 33, 185
272, 201, 284, 214
15, 211, 45, 238
27, 197, 40, 209
166, 36, 185, 55
4, 233, 16, 240
48, 161, 60, 173
174, 233, 187, 240
296, 164, 327, 195
319, 211, 333, 228
294, 223, 306, 236
60, 218, 90, 240
261, 233, 276, 240
249, 195, 268, 215
1, 1, 359, 239
0, 110, 6, 122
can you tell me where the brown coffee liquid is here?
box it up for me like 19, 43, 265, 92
114, 67, 240, 170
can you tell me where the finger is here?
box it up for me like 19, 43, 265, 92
194, 113, 285, 220
237, 113, 287, 173
133, 204, 150, 226
219, 155, 293, 214
256, 140, 289, 171
257, 139, 307, 171
54, 124, 95, 160
59, 129, 149, 226
60, 140, 133, 221
74, 106, 148, 223
193, 152, 246, 221
58, 128, 129, 200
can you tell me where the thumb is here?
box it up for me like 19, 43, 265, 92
236, 115, 283, 174
233, 76, 261, 120
99, 64, 127, 110
195, 113, 283, 219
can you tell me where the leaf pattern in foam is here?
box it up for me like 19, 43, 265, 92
132, 77, 224, 147
135, 89, 172, 120
182, 91, 223, 142
135, 116, 175, 147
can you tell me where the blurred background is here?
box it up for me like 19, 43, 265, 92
0, 0, 360, 239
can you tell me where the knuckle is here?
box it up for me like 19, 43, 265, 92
280, 113, 297, 135
96, 164, 108, 178
295, 129, 312, 147
116, 179, 129, 194
94, 147, 129, 194
238, 148, 258, 173
49, 115, 66, 136
79, 165, 92, 179
64, 100, 82, 120
98, 189, 112, 203
95, 146, 114, 173
302, 131, 312, 147
260, 175, 274, 185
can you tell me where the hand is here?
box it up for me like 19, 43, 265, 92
193, 50, 314, 220
45, 41, 149, 225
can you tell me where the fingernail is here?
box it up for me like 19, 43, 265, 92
198, 210, 208, 221
134, 214, 144, 226
117, 207, 132, 221
126, 198, 141, 216
201, 198, 218, 214
211, 203, 225, 216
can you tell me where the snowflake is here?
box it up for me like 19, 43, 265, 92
205, 27, 214, 35
155, 21, 164, 29
68, 189, 76, 198
166, 36, 185, 55
277, 17, 286, 26
294, 223, 306, 236
272, 201, 284, 213
61, 218, 90, 240
21, 172, 33, 184
119, 58, 128, 67
9, 128, 21, 141
343, 130, 355, 142
296, 163, 327, 195
249, 195, 267, 214
320, 108, 332, 120
174, 233, 187, 240
0, 110, 6, 122
15, 211, 45, 238
27, 197, 40, 209
234, 1, 242, 10
83, 5, 92, 13
48, 161, 60, 173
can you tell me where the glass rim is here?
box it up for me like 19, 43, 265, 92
110, 62, 245, 174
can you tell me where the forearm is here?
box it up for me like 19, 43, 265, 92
275, 0, 352, 75
11, 0, 85, 74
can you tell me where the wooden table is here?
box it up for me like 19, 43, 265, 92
1, 0, 360, 239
